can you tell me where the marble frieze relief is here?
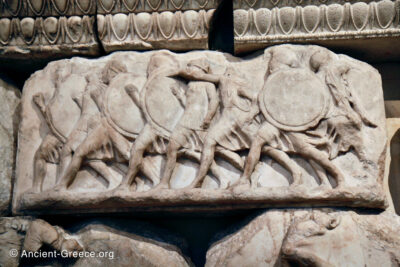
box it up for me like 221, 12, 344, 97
13, 45, 387, 214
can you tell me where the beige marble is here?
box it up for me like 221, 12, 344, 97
233, 0, 400, 60
0, 15, 100, 59
0, 77, 20, 215
0, 217, 191, 267
13, 45, 388, 214
206, 209, 400, 267
386, 118, 400, 214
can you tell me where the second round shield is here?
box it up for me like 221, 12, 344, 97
260, 68, 330, 132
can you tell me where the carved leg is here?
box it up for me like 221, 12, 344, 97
309, 160, 331, 187
187, 138, 217, 189
31, 151, 47, 193
119, 125, 156, 190
299, 144, 344, 188
30, 135, 62, 193
180, 150, 227, 189
55, 127, 108, 190
263, 147, 303, 186
58, 128, 87, 182
141, 157, 161, 188
86, 160, 116, 187
232, 135, 265, 189
156, 139, 181, 190
215, 148, 244, 171
58, 145, 73, 183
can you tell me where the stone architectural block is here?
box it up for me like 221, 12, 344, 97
12, 44, 388, 214
0, 217, 191, 266
97, 0, 221, 52
233, 0, 400, 59
206, 209, 400, 266
0, 15, 99, 59
97, 9, 216, 52
0, 77, 20, 215
0, 0, 96, 17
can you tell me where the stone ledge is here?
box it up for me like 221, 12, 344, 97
15, 185, 388, 215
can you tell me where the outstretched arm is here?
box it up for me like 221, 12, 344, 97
178, 68, 221, 84
237, 86, 257, 101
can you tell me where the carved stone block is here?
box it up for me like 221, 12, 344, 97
0, 0, 96, 17
97, 0, 221, 52
97, 9, 215, 52
233, 0, 400, 59
386, 118, 400, 214
206, 209, 400, 266
0, 77, 20, 215
0, 15, 99, 59
0, 217, 191, 266
13, 45, 387, 214
97, 0, 221, 14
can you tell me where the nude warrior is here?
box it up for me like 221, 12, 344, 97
54, 61, 159, 191
155, 58, 222, 189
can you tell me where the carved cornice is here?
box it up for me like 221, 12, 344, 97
97, 0, 221, 14
98, 9, 215, 51
234, 0, 382, 9
0, 1, 219, 57
0, 15, 99, 57
234, 0, 400, 52
0, 0, 96, 17
0, 0, 220, 17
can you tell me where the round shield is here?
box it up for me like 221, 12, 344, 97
260, 68, 330, 132
142, 76, 185, 137
104, 73, 147, 139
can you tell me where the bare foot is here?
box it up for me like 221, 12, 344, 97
185, 179, 201, 189
152, 182, 170, 191
24, 187, 41, 194
230, 178, 250, 192
53, 184, 67, 192
334, 183, 345, 191
218, 178, 229, 190
290, 171, 303, 187
113, 183, 136, 194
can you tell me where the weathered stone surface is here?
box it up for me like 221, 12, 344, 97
0, 217, 30, 267
97, 0, 221, 52
0, 0, 96, 17
0, 76, 20, 215
0, 217, 191, 266
206, 209, 400, 266
13, 45, 387, 214
0, 0, 221, 59
0, 15, 100, 59
97, 9, 216, 52
386, 118, 400, 214
233, 0, 400, 60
